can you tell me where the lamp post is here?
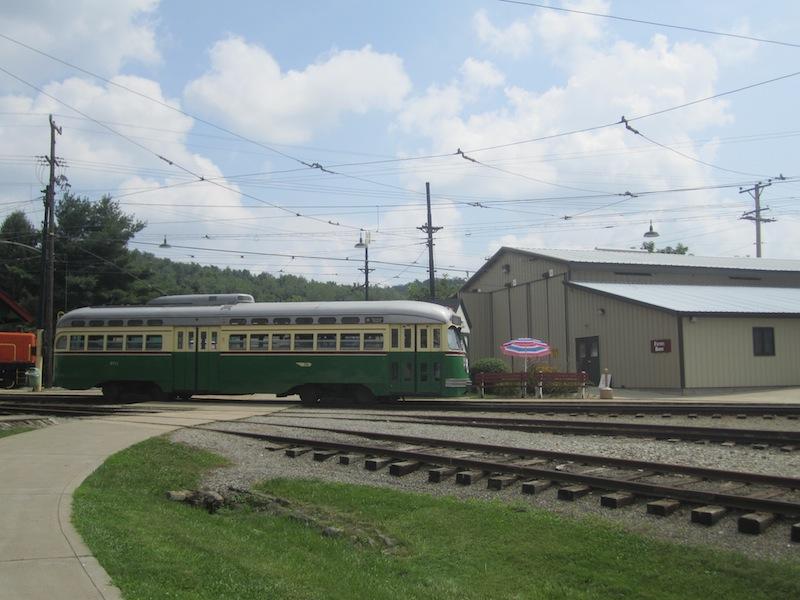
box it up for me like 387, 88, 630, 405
643, 221, 659, 238
354, 232, 372, 301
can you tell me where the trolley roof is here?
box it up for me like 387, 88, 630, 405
57, 300, 458, 327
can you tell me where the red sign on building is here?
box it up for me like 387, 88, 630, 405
651, 339, 671, 353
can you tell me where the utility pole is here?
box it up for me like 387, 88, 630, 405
354, 232, 373, 301
42, 114, 62, 387
739, 180, 776, 258
417, 182, 442, 300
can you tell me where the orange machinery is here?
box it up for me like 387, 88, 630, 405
0, 289, 36, 388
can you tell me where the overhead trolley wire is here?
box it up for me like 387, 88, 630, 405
497, 0, 800, 49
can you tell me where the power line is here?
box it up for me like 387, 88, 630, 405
497, 0, 800, 49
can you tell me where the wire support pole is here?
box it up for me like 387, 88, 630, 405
357, 244, 374, 301
417, 182, 443, 300
42, 114, 61, 388
739, 180, 777, 258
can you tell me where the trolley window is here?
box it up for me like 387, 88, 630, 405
146, 335, 163, 351
229, 318, 247, 325
107, 335, 123, 351
274, 317, 291, 325
318, 317, 336, 325
364, 333, 384, 351
199, 331, 207, 350
55, 335, 67, 350
252, 318, 269, 325
391, 328, 399, 349
340, 333, 360, 351
447, 327, 463, 351
127, 319, 143, 326
403, 328, 412, 349
294, 333, 313, 351
271, 333, 290, 351
71, 320, 85, 327
126, 335, 143, 351
187, 331, 195, 351
108, 319, 123, 327
88, 320, 104, 327
228, 334, 246, 350
317, 333, 336, 350
176, 332, 184, 350
420, 329, 428, 349
211, 332, 218, 350
432, 328, 441, 349
341, 316, 360, 324
296, 317, 313, 325
69, 335, 85, 351
250, 334, 268, 350
87, 335, 104, 351
146, 319, 163, 326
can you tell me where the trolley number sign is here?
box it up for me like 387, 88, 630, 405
650, 339, 671, 353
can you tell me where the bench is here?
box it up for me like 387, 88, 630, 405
474, 372, 528, 398
535, 371, 588, 399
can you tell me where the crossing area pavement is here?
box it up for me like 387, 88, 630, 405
0, 404, 287, 600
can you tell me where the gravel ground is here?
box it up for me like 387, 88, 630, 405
170, 409, 800, 563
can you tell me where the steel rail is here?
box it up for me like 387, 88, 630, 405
205, 427, 800, 517
267, 411, 800, 446
227, 422, 800, 489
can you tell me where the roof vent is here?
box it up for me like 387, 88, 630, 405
147, 294, 255, 306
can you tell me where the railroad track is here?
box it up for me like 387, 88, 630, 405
0, 401, 165, 418
203, 423, 800, 542
265, 411, 800, 448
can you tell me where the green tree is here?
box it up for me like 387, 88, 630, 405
0, 210, 41, 320
641, 241, 689, 254
55, 193, 147, 310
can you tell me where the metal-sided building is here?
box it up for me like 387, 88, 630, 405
459, 248, 800, 390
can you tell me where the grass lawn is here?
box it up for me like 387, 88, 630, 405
0, 425, 34, 439
73, 437, 800, 600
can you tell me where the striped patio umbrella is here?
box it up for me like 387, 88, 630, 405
500, 338, 551, 371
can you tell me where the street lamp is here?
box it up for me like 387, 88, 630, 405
354, 232, 372, 301
159, 236, 171, 248
643, 220, 659, 238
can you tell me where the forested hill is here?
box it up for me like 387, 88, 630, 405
0, 195, 464, 321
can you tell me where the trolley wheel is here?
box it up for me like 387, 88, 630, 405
299, 385, 321, 406
101, 383, 121, 402
351, 385, 375, 405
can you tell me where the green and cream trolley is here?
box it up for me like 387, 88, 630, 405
54, 294, 470, 403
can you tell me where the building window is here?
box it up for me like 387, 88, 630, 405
753, 327, 775, 356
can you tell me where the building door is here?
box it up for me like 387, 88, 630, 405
575, 336, 600, 384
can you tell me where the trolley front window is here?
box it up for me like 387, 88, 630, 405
55, 336, 67, 350
447, 327, 464, 351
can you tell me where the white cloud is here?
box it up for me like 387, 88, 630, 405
183, 37, 412, 144
473, 8, 534, 58
473, 1, 609, 58
0, 0, 160, 84
460, 58, 505, 90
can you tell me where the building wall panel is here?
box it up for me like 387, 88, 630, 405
682, 317, 800, 387
460, 292, 493, 363
567, 287, 680, 388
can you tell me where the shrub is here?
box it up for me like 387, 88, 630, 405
528, 364, 579, 395
469, 357, 509, 380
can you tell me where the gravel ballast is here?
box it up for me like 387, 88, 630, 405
171, 408, 800, 563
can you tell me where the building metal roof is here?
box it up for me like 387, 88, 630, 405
460, 247, 800, 293
570, 282, 800, 315
520, 248, 800, 272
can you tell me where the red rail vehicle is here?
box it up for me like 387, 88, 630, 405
0, 289, 37, 388
0, 331, 36, 388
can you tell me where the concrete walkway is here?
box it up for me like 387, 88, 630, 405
0, 404, 288, 600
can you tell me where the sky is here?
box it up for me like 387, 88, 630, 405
1, 0, 800, 289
